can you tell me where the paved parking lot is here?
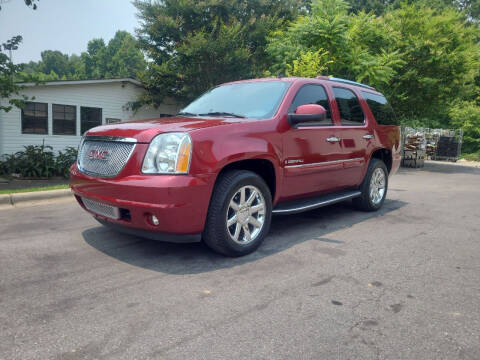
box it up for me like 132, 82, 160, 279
1, 162, 479, 360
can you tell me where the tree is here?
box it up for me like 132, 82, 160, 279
381, 4, 480, 122
81, 31, 146, 79
39, 50, 71, 78
18, 31, 146, 81
345, 0, 480, 21
0, 0, 39, 112
133, 0, 305, 107
450, 101, 480, 154
266, 0, 403, 86
1, 36, 27, 112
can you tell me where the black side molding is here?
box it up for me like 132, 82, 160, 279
272, 190, 361, 215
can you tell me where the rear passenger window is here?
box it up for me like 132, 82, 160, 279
361, 91, 398, 125
333, 87, 364, 126
289, 84, 332, 125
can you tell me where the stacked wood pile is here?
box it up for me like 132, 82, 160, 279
404, 132, 426, 150
402, 127, 463, 164
402, 131, 426, 168
426, 142, 436, 157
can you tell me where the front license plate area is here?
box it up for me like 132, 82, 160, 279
82, 197, 120, 220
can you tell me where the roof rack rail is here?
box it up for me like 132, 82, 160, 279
316, 76, 375, 90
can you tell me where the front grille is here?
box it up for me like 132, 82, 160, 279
78, 138, 135, 177
82, 197, 120, 219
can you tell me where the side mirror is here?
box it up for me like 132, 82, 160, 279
288, 104, 327, 126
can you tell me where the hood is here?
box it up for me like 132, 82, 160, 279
85, 116, 243, 143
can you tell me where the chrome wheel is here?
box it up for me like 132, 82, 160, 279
226, 185, 266, 245
369, 167, 386, 205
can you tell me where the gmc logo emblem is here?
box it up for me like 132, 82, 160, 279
88, 149, 110, 161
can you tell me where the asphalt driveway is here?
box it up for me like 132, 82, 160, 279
1, 162, 479, 359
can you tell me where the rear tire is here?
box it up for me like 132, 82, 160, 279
353, 158, 388, 211
203, 170, 272, 257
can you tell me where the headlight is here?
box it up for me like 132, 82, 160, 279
142, 132, 192, 174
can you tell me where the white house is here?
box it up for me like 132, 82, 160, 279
0, 78, 180, 155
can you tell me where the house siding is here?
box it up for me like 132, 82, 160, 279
0, 81, 179, 154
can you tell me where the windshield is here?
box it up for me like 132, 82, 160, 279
180, 81, 290, 119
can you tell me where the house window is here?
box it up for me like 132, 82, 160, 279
81, 107, 102, 134
21, 102, 48, 134
53, 104, 76, 135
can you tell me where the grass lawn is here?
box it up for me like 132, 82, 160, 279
0, 184, 70, 195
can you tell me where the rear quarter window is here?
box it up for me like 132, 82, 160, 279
361, 91, 398, 126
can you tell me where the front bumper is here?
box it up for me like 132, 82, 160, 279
70, 163, 216, 240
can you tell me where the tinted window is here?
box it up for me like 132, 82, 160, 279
22, 102, 48, 134
181, 81, 290, 119
81, 107, 102, 134
361, 91, 398, 125
53, 104, 76, 135
333, 87, 364, 126
289, 84, 332, 125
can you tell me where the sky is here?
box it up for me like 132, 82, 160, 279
0, 0, 139, 64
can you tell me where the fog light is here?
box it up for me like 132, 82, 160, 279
151, 215, 160, 226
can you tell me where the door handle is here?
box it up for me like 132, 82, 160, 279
326, 137, 340, 143
363, 134, 374, 140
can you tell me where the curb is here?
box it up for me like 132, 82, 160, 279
0, 188, 73, 208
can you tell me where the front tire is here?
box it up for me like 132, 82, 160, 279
353, 158, 388, 211
203, 170, 272, 257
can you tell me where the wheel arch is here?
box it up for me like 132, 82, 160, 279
370, 148, 392, 174
215, 158, 278, 203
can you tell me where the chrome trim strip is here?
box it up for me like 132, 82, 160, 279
273, 191, 362, 215
84, 135, 138, 143
285, 157, 364, 168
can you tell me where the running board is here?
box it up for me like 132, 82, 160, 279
272, 190, 362, 215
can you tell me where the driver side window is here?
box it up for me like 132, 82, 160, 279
289, 84, 332, 125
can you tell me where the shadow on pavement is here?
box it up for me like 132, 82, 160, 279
83, 199, 407, 275
398, 161, 480, 175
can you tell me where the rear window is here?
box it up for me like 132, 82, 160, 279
362, 91, 398, 126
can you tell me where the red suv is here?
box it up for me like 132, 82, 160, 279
70, 77, 401, 256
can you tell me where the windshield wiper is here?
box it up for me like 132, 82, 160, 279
177, 111, 199, 117
198, 111, 245, 118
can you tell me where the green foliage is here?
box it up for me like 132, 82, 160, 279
0, 145, 78, 179
461, 152, 480, 161
285, 49, 332, 78
133, 0, 305, 106
80, 31, 146, 79
449, 101, 480, 153
266, 0, 404, 86
55, 147, 79, 178
19, 31, 146, 81
0, 36, 30, 112
381, 4, 480, 122
345, 0, 480, 21
10, 144, 56, 178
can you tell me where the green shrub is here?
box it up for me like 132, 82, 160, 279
14, 144, 56, 178
0, 144, 78, 179
461, 152, 480, 162
449, 101, 480, 155
55, 147, 78, 178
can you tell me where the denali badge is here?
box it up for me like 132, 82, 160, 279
88, 149, 110, 161
286, 159, 304, 165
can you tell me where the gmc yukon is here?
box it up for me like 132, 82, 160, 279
70, 76, 401, 256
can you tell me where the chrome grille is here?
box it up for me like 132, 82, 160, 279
78, 138, 136, 177
82, 197, 120, 219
